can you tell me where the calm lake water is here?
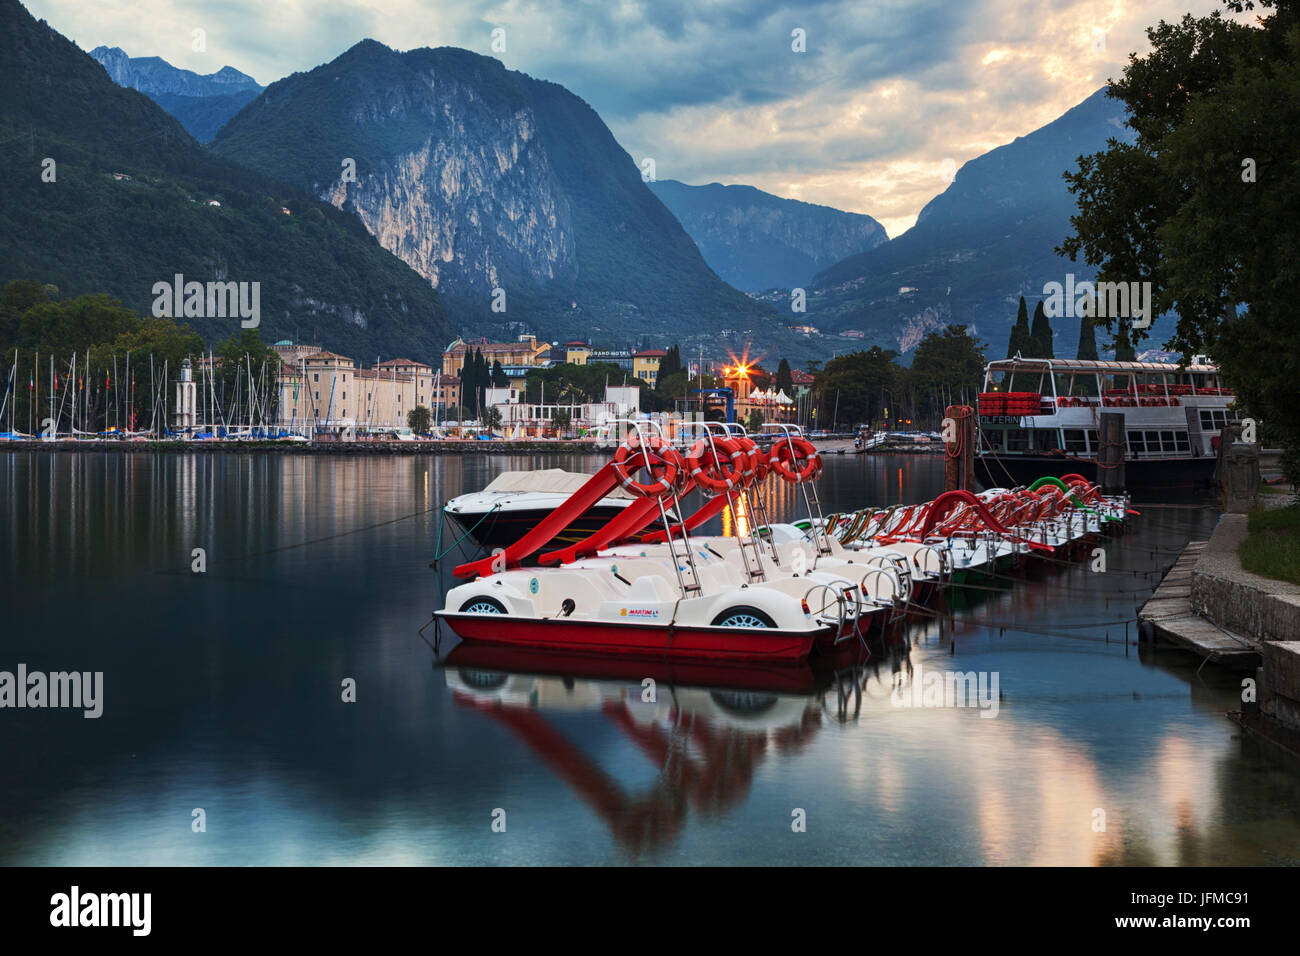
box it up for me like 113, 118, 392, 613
2, 450, 1298, 865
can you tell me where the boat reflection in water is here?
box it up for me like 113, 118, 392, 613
440, 630, 909, 854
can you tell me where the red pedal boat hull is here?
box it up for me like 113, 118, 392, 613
439, 613, 822, 661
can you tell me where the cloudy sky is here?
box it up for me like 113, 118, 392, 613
29, 0, 1240, 237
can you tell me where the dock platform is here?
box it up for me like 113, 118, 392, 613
1138, 540, 1263, 671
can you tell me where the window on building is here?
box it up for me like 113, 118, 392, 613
313, 373, 319, 383
315, 391, 320, 401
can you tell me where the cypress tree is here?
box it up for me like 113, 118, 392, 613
659, 344, 682, 380
1111, 324, 1137, 362
1028, 300, 1054, 358
1006, 296, 1030, 358
775, 358, 794, 396
474, 349, 487, 410
1076, 314, 1099, 361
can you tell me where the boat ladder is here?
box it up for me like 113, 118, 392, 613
732, 489, 769, 583
657, 492, 703, 598
803, 582, 861, 645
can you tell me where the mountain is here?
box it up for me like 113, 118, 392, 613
210, 41, 790, 353
648, 180, 887, 292
809, 88, 1161, 358
0, 0, 452, 359
90, 46, 261, 97
144, 88, 261, 143
90, 45, 263, 142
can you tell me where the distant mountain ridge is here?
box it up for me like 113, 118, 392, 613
209, 41, 792, 353
648, 179, 887, 292
1, 0, 453, 359
90, 46, 261, 97
809, 88, 1165, 358
90, 45, 263, 142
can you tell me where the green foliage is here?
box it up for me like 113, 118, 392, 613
659, 345, 683, 380
1240, 505, 1300, 585
482, 405, 503, 435
1028, 300, 1054, 358
812, 326, 986, 429
0, 1, 452, 362
1058, 2, 1300, 456
775, 358, 794, 397
0, 280, 205, 432
407, 405, 431, 433
1111, 324, 1137, 362
490, 359, 509, 388
551, 406, 571, 436
1076, 314, 1099, 360
813, 345, 900, 428
1007, 297, 1030, 358
523, 361, 627, 405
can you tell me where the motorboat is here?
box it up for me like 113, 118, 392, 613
444, 469, 657, 551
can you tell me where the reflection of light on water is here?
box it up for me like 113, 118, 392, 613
719, 491, 754, 538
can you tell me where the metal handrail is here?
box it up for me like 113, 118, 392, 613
803, 582, 850, 642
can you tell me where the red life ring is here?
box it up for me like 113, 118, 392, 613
612, 435, 683, 498
730, 435, 762, 487
769, 436, 821, 483
684, 437, 741, 494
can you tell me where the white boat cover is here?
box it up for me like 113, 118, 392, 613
480, 468, 635, 499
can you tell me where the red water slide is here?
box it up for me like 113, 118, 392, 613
538, 493, 675, 566
454, 461, 626, 578
639, 492, 734, 544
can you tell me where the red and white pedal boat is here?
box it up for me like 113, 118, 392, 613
438, 423, 903, 661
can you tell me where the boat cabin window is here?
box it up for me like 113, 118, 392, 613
1086, 429, 1100, 454
1005, 429, 1029, 452
1199, 409, 1234, 431
1034, 430, 1059, 452
1127, 430, 1191, 455
1063, 429, 1087, 453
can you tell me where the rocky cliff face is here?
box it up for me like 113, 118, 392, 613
210, 42, 785, 349
650, 180, 887, 291
317, 65, 577, 297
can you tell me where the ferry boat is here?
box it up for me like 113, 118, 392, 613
974, 357, 1239, 488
